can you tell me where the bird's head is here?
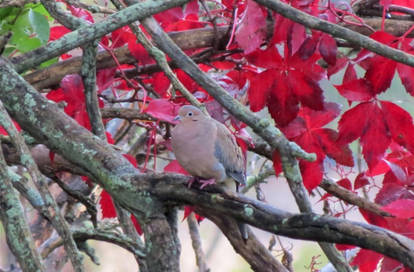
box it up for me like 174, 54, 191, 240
174, 105, 204, 122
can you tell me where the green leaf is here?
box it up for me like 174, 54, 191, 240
0, 7, 14, 20
10, 10, 41, 52
0, 7, 18, 35
27, 3, 52, 21
2, 46, 16, 57
28, 9, 49, 43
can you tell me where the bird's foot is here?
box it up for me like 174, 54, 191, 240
199, 178, 216, 189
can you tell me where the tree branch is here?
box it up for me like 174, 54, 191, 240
187, 213, 210, 272
0, 141, 45, 271
10, 0, 191, 73
208, 214, 289, 272
0, 100, 85, 271
23, 27, 228, 90
320, 179, 392, 217
254, 0, 414, 68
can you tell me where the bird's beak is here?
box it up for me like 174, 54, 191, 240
173, 115, 181, 121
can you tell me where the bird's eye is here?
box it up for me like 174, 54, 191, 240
187, 112, 193, 117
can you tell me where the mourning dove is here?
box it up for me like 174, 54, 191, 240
171, 105, 248, 239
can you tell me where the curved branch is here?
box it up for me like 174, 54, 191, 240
141, 174, 414, 270
254, 0, 414, 67
208, 214, 289, 272
10, 0, 191, 73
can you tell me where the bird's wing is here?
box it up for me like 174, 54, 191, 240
213, 120, 246, 187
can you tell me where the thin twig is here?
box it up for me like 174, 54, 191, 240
320, 179, 392, 217
187, 213, 210, 272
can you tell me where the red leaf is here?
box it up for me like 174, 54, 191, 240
375, 183, 414, 206
152, 72, 171, 98
272, 15, 294, 45
110, 26, 135, 48
281, 117, 307, 139
183, 206, 193, 221
383, 199, 414, 218
337, 178, 352, 190
317, 129, 354, 166
164, 160, 189, 175
246, 45, 282, 69
343, 63, 357, 83
288, 22, 306, 55
248, 70, 274, 111
384, 159, 407, 183
335, 244, 356, 251
300, 160, 323, 191
49, 151, 55, 164
335, 79, 373, 102
128, 41, 152, 65
0, 120, 21, 135
144, 99, 180, 123
380, 0, 392, 9
67, 5, 94, 22
289, 69, 324, 111
364, 55, 397, 95
354, 173, 370, 189
381, 100, 414, 154
267, 88, 299, 127
338, 102, 390, 169
351, 249, 383, 272
381, 257, 405, 272
327, 57, 348, 78
302, 102, 340, 128
272, 151, 283, 176
49, 26, 70, 41
130, 215, 143, 235
319, 33, 337, 65
99, 190, 117, 218
235, 0, 267, 54
48, 75, 93, 130
397, 63, 414, 96
97, 68, 116, 94
282, 103, 353, 168
296, 36, 318, 60
370, 31, 398, 44
182, 206, 204, 222
123, 154, 138, 168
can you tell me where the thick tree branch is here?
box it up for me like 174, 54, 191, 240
10, 0, 191, 73
208, 214, 289, 272
343, 17, 414, 37
143, 175, 414, 270
0, 143, 45, 272
23, 27, 228, 90
254, 0, 414, 67
0, 100, 84, 271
